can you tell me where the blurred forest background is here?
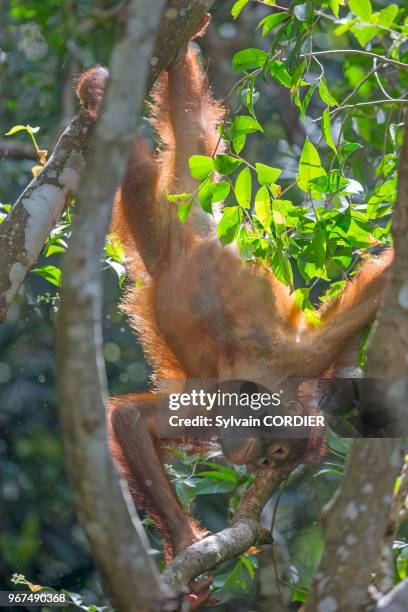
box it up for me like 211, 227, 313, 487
0, 1, 407, 610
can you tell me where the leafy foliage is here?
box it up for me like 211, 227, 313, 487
170, 0, 406, 313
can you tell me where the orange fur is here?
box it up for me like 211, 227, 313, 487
77, 42, 393, 561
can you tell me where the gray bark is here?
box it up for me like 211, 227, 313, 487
0, 114, 92, 322
304, 440, 404, 612
373, 579, 408, 612
57, 2, 168, 611
162, 467, 287, 593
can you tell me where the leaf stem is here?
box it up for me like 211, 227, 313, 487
312, 98, 408, 123
300, 49, 408, 71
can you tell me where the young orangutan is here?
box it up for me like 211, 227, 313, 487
75, 16, 392, 605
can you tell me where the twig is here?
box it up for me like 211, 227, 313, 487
312, 98, 408, 123
300, 49, 408, 71
373, 579, 408, 612
162, 467, 288, 592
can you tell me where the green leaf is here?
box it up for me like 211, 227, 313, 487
5, 124, 40, 136
198, 181, 213, 213
32, 265, 62, 287
298, 225, 328, 281
338, 141, 363, 162
232, 48, 268, 72
217, 206, 242, 245
377, 4, 398, 27
328, 0, 340, 18
255, 163, 281, 185
192, 476, 236, 495
255, 186, 271, 229
233, 134, 246, 154
232, 115, 263, 136
198, 181, 229, 214
196, 470, 238, 484
214, 155, 242, 175
178, 202, 193, 223
5, 124, 28, 136
349, 0, 372, 20
350, 23, 379, 46
241, 87, 260, 113
235, 167, 252, 208
344, 64, 372, 97
257, 12, 290, 36
45, 243, 66, 257
311, 171, 349, 195
231, 0, 249, 18
271, 250, 293, 286
297, 138, 326, 194
300, 81, 318, 120
212, 181, 231, 203
318, 78, 338, 107
322, 109, 337, 153
268, 60, 292, 88
167, 192, 192, 203
188, 155, 214, 180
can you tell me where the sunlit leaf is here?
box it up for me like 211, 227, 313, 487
188, 155, 214, 180
255, 163, 281, 185
268, 60, 292, 88
377, 4, 398, 27
257, 12, 290, 36
212, 181, 231, 203
232, 115, 263, 136
297, 138, 326, 194
322, 109, 337, 153
318, 78, 338, 107
217, 206, 242, 245
232, 48, 268, 72
233, 134, 246, 154
178, 196, 194, 224
231, 0, 249, 18
5, 124, 40, 136
167, 192, 192, 203
255, 186, 271, 229
32, 265, 61, 287
349, 0, 372, 21
235, 167, 252, 208
214, 155, 242, 175
350, 23, 379, 46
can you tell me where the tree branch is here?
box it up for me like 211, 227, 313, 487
0, 138, 38, 160
373, 579, 408, 612
0, 113, 93, 322
361, 121, 408, 419
301, 49, 408, 71
57, 2, 168, 610
304, 439, 404, 612
0, 0, 215, 324
376, 456, 408, 593
162, 467, 287, 592
56, 1, 215, 610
